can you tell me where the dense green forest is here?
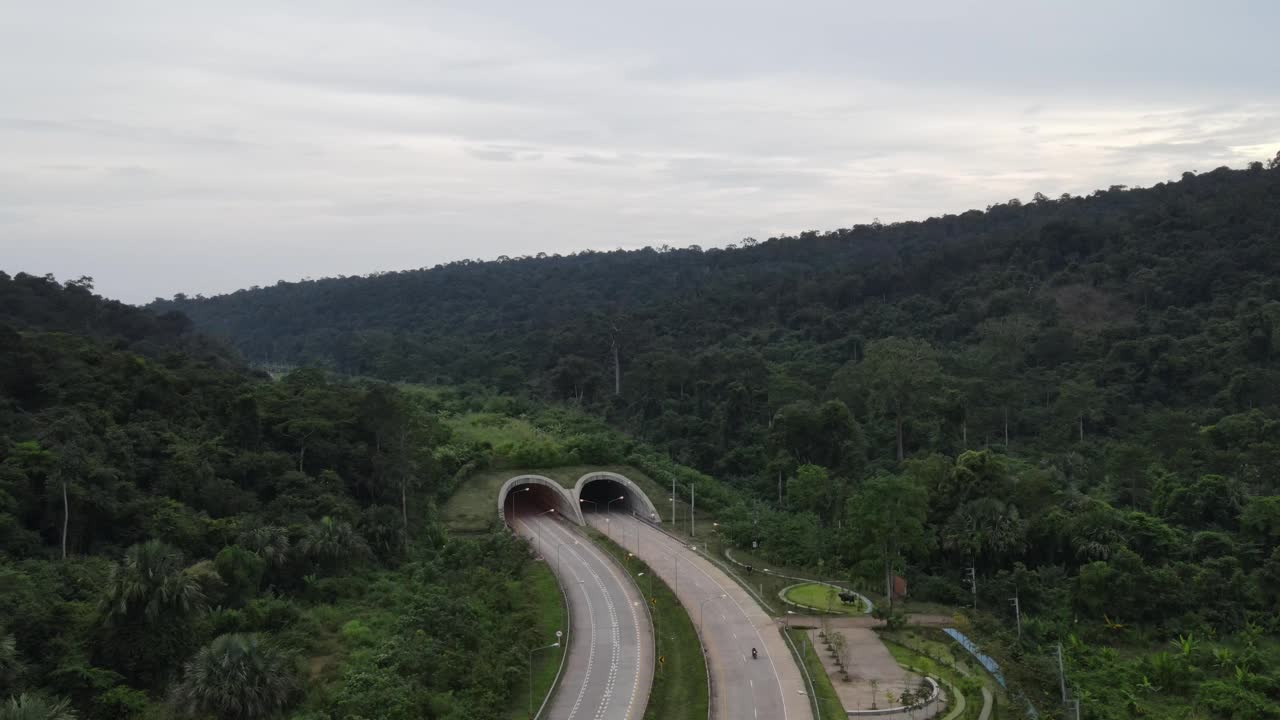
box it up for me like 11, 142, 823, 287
0, 273, 573, 719
157, 157, 1280, 718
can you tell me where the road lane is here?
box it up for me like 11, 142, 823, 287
593, 511, 813, 720
514, 511, 653, 720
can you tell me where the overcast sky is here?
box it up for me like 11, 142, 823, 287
3, 1, 1278, 304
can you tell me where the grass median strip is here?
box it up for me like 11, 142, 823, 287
506, 560, 568, 720
785, 627, 846, 718
587, 526, 709, 720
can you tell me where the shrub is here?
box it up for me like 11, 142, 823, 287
215, 546, 266, 607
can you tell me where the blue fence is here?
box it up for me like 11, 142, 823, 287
944, 628, 1040, 719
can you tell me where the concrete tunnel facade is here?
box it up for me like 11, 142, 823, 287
496, 471, 662, 526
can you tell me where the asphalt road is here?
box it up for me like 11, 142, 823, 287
591, 512, 813, 720
515, 511, 653, 720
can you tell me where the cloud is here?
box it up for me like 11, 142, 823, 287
1, 1, 1278, 303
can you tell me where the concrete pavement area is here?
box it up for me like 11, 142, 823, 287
801, 626, 945, 718
595, 511, 813, 720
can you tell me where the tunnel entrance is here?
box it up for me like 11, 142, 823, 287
496, 474, 580, 526
503, 482, 565, 523
574, 471, 661, 523
577, 477, 638, 517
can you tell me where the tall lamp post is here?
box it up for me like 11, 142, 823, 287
699, 594, 726, 633
532, 508, 555, 554
653, 549, 680, 594
528, 634, 562, 717
511, 486, 532, 524
606, 495, 625, 540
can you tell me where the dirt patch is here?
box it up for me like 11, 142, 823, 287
1047, 283, 1136, 329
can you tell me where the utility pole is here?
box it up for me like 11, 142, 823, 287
1010, 593, 1022, 641
691, 483, 696, 537
671, 476, 676, 525
967, 566, 977, 610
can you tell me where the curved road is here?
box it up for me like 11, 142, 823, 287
591, 512, 813, 720
515, 511, 653, 720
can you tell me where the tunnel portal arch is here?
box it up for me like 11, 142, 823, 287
496, 474, 584, 525
573, 471, 662, 522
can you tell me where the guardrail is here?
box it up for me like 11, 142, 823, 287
779, 625, 822, 720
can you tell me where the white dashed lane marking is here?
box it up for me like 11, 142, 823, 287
542, 517, 646, 720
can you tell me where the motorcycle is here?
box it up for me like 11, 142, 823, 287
751, 647, 758, 660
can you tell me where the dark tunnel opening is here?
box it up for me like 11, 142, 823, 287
578, 477, 641, 518
503, 482, 565, 524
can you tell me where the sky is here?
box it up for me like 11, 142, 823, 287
2, 1, 1278, 304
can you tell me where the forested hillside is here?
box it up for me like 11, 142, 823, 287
159, 157, 1280, 718
0, 273, 559, 719
158, 159, 1280, 479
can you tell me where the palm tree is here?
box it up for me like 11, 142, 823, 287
0, 630, 22, 686
0, 694, 77, 720
172, 634, 297, 720
99, 540, 206, 625
96, 541, 209, 688
239, 525, 291, 568
299, 517, 368, 573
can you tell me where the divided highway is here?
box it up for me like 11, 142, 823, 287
514, 510, 653, 720
591, 511, 813, 720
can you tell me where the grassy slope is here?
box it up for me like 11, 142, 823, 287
587, 527, 708, 720
506, 560, 568, 719
286, 568, 421, 712
282, 553, 568, 718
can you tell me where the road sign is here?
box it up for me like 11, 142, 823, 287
658, 655, 665, 666
555, 630, 563, 639
650, 597, 657, 607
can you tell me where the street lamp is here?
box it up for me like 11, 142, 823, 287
579, 498, 598, 513
533, 508, 555, 554
604, 496, 625, 541
528, 636, 562, 717
653, 549, 680, 594
699, 594, 726, 632
511, 486, 532, 522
